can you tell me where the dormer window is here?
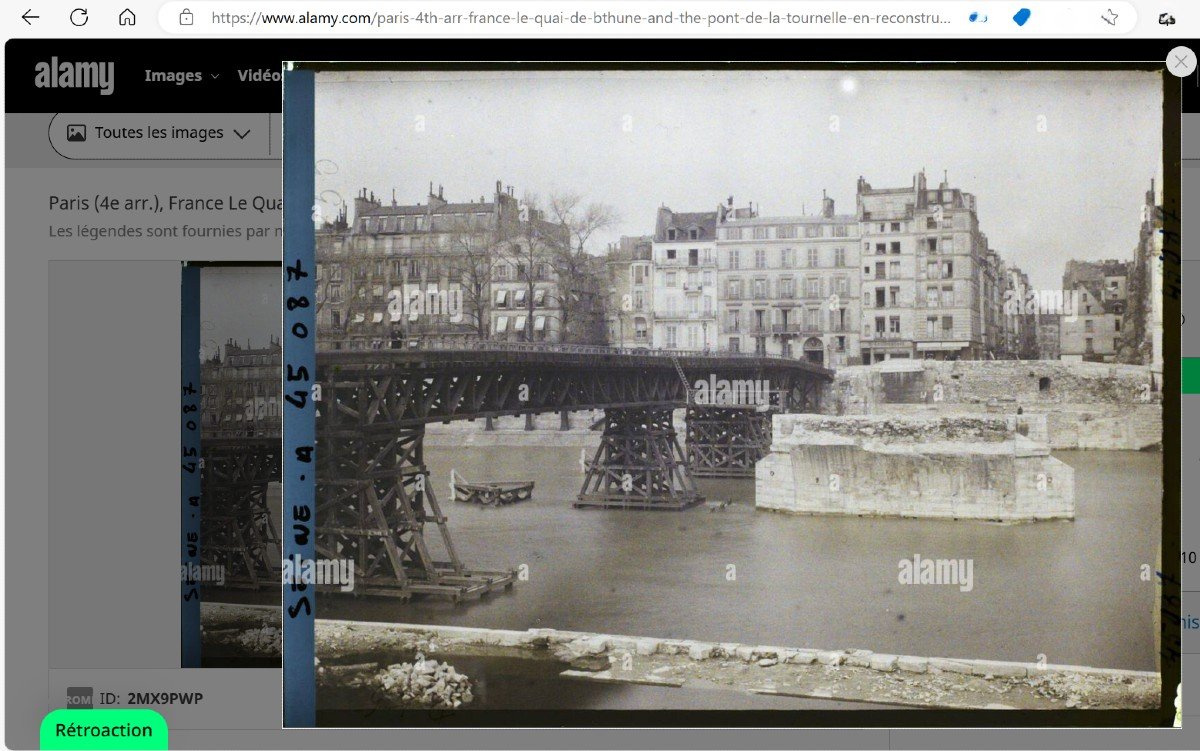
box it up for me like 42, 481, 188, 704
668, 228, 677, 240
689, 228, 699, 240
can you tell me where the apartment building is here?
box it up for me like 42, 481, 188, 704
604, 235, 653, 348
651, 207, 719, 351
856, 171, 991, 362
1061, 259, 1129, 362
715, 195, 860, 366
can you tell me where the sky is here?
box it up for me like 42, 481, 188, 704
314, 69, 1162, 291
199, 266, 280, 361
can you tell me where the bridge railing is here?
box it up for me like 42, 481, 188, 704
393, 339, 821, 367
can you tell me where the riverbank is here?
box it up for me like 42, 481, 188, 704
201, 603, 1159, 710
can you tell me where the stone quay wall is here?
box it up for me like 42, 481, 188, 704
756, 414, 1074, 521
821, 360, 1162, 451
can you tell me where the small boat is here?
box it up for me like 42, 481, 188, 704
450, 470, 534, 506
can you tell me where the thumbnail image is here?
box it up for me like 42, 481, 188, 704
191, 265, 283, 668
281, 68, 1164, 722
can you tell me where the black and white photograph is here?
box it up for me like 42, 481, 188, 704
272, 66, 1165, 723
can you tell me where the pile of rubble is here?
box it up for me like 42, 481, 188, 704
235, 625, 282, 657
373, 655, 474, 709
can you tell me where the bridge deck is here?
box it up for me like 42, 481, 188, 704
317, 342, 835, 379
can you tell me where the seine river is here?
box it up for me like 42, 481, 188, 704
320, 446, 1162, 672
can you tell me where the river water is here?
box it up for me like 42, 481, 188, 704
321, 446, 1162, 673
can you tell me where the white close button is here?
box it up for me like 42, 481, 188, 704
1168, 46, 1197, 77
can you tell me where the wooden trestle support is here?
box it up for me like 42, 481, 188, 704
200, 440, 282, 590
315, 421, 515, 601
685, 406, 773, 478
575, 406, 704, 510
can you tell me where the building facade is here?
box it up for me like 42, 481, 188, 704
315, 181, 582, 350
715, 196, 860, 366
651, 208, 719, 351
1060, 259, 1129, 362
604, 235, 653, 348
856, 171, 993, 362
200, 338, 282, 438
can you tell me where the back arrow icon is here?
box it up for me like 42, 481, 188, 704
21, 9, 39, 24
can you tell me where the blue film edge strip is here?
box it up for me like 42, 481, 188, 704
282, 68, 317, 728
180, 265, 201, 668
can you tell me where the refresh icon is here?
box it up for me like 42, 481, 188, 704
70, 8, 89, 26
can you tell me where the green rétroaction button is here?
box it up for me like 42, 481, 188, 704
40, 709, 167, 749
1185, 358, 1200, 394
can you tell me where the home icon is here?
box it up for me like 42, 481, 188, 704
119, 9, 136, 26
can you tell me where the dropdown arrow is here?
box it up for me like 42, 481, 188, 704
233, 129, 250, 140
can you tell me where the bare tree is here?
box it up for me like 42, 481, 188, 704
445, 217, 499, 340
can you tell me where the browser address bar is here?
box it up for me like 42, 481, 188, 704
159, 1, 1138, 36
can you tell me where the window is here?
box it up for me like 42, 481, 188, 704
666, 248, 677, 260
927, 286, 939, 307
926, 316, 937, 337
703, 270, 713, 285
889, 286, 899, 306
890, 241, 901, 254
836, 336, 846, 352
727, 310, 740, 332
634, 319, 648, 339
834, 248, 845, 267
942, 315, 953, 332
665, 325, 677, 347
807, 277, 821, 297
890, 260, 901, 279
780, 277, 794, 298
728, 336, 741, 353
753, 278, 768, 298
808, 248, 819, 267
926, 216, 938, 229
729, 249, 740, 270
727, 278, 742, 299
806, 308, 820, 330
778, 225, 797, 239
633, 265, 646, 285
1084, 319, 1094, 332
495, 289, 508, 307
1115, 319, 1122, 332
725, 227, 743, 240
755, 248, 767, 268
875, 288, 886, 308
875, 316, 886, 333
667, 229, 677, 241
689, 228, 699, 240
833, 225, 849, 238
927, 238, 938, 253
890, 316, 901, 334
1085, 337, 1095, 353
835, 277, 847, 295
689, 248, 699, 266
665, 271, 677, 287
753, 226, 768, 240
331, 310, 341, 327
634, 290, 644, 310
805, 225, 822, 238
890, 222, 901, 232
944, 261, 953, 278
782, 248, 795, 267
875, 261, 886, 278
876, 243, 887, 255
